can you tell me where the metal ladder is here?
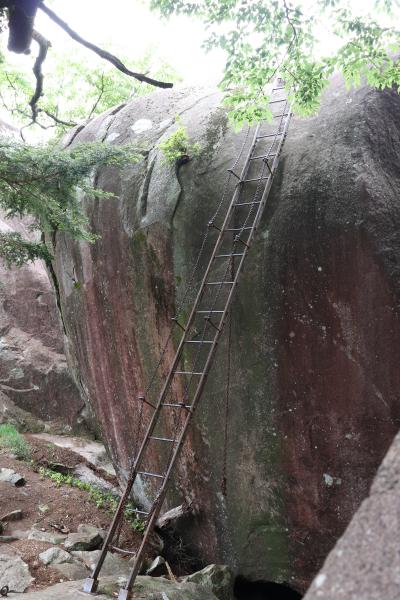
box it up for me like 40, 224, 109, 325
83, 86, 292, 600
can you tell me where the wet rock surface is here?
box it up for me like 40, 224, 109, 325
53, 80, 400, 588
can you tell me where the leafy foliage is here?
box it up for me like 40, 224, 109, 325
0, 140, 139, 266
0, 423, 31, 460
0, 46, 180, 138
0, 232, 52, 267
158, 119, 201, 164
150, 0, 400, 126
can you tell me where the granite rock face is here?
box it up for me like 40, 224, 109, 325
0, 217, 84, 428
0, 553, 33, 592
304, 429, 400, 600
0, 119, 85, 431
53, 80, 400, 589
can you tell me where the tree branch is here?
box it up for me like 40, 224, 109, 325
38, 2, 174, 89
87, 74, 106, 121
282, 0, 299, 44
30, 30, 51, 121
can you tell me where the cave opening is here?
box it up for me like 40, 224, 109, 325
234, 575, 303, 600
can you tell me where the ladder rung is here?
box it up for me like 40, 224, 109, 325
242, 176, 270, 183
161, 402, 191, 409
196, 310, 224, 314
127, 508, 150, 516
138, 471, 164, 479
272, 86, 285, 91
250, 153, 277, 161
269, 98, 286, 104
257, 131, 284, 139
225, 227, 252, 232
174, 370, 204, 375
274, 113, 290, 118
206, 281, 235, 285
235, 201, 261, 207
185, 340, 214, 344
215, 253, 244, 258
149, 436, 176, 443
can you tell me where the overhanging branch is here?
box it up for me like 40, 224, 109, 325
38, 1, 174, 89
30, 30, 51, 121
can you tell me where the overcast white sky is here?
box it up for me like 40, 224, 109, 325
9, 0, 396, 87
9, 1, 227, 86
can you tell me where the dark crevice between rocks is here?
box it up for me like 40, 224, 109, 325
100, 102, 127, 143
139, 155, 155, 218
63, 123, 86, 148
46, 252, 67, 337
234, 575, 303, 600
170, 161, 187, 227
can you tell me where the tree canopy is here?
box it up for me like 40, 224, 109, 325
151, 0, 400, 126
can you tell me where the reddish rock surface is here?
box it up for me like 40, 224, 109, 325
0, 209, 84, 428
53, 79, 400, 589
304, 429, 400, 600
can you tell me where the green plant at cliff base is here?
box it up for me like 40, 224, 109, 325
158, 118, 201, 165
0, 423, 31, 460
0, 140, 139, 267
38, 466, 145, 533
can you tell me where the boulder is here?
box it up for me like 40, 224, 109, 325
183, 565, 234, 600
72, 550, 131, 577
0, 509, 23, 522
0, 468, 25, 486
19, 575, 219, 599
0, 392, 45, 433
146, 555, 167, 577
28, 528, 66, 545
39, 547, 73, 565
53, 80, 400, 589
53, 561, 89, 580
0, 554, 33, 592
0, 115, 86, 433
64, 524, 103, 551
304, 429, 400, 600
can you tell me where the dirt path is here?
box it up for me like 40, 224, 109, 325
0, 436, 142, 590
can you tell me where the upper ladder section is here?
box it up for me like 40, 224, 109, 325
84, 84, 292, 600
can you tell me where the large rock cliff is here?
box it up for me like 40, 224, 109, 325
0, 121, 85, 431
52, 78, 400, 591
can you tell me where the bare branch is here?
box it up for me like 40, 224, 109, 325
282, 0, 299, 43
87, 74, 106, 121
30, 30, 51, 121
37, 109, 77, 128
38, 2, 174, 89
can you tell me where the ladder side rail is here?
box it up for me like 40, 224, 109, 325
120, 108, 292, 597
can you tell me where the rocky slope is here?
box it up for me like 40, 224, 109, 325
52, 78, 400, 590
